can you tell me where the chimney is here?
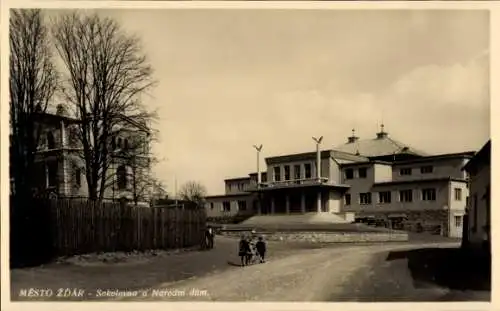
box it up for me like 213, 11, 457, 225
56, 104, 67, 117
376, 124, 388, 139
347, 129, 359, 143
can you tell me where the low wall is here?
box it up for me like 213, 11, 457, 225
221, 231, 409, 243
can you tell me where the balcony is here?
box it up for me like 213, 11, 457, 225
247, 177, 347, 192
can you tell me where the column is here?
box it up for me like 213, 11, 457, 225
60, 120, 66, 148
317, 191, 322, 213
271, 197, 275, 214
60, 120, 67, 196
301, 192, 306, 213
285, 195, 290, 214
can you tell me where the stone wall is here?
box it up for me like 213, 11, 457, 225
221, 231, 408, 243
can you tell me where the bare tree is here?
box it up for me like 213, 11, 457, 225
178, 181, 207, 208
115, 128, 158, 206
52, 12, 156, 202
10, 9, 58, 198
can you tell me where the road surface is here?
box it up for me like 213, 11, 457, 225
11, 237, 489, 302
112, 240, 487, 302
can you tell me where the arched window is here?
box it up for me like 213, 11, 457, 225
47, 132, 55, 149
117, 165, 127, 190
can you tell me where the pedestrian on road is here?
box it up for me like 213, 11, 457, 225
238, 235, 251, 266
256, 236, 267, 263
206, 225, 215, 249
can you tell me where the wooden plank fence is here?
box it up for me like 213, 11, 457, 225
12, 196, 207, 258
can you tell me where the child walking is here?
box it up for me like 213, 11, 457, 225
255, 236, 267, 263
238, 235, 251, 266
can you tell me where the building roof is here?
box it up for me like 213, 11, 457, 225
224, 176, 251, 182
333, 126, 429, 158
462, 140, 491, 173
266, 149, 368, 165
206, 193, 252, 199
394, 151, 475, 165
33, 111, 80, 124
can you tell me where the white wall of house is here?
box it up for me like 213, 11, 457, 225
392, 157, 469, 182
205, 195, 255, 218
328, 191, 342, 213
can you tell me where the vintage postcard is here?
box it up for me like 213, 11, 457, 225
1, 1, 495, 311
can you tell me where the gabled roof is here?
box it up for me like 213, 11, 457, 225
462, 140, 491, 172
333, 131, 429, 158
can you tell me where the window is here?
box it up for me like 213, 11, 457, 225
420, 166, 433, 174
359, 193, 372, 205
124, 139, 129, 150
400, 168, 412, 176
304, 163, 312, 179
466, 196, 470, 207
47, 162, 58, 187
378, 191, 392, 204
399, 189, 413, 202
262, 173, 267, 183
344, 194, 351, 206
454, 216, 462, 227
294, 164, 301, 181
47, 132, 55, 149
222, 201, 231, 212
111, 137, 116, 150
117, 165, 127, 190
273, 166, 281, 182
210, 202, 214, 210
284, 165, 290, 181
117, 138, 122, 149
358, 168, 367, 178
238, 200, 247, 211
454, 188, 462, 201
422, 188, 436, 201
345, 168, 354, 180
75, 167, 81, 188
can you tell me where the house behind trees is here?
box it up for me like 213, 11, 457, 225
10, 104, 153, 205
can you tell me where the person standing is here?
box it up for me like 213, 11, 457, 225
239, 235, 252, 266
256, 236, 267, 263
206, 225, 215, 249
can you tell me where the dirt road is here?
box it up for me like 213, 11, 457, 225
115, 242, 464, 302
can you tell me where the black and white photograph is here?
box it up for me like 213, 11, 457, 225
2, 1, 492, 306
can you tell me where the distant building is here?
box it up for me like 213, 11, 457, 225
205, 125, 475, 237
462, 140, 490, 251
11, 105, 152, 204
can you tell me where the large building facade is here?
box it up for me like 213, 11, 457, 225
206, 126, 475, 237
11, 105, 152, 205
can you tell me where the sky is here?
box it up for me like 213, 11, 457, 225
47, 9, 490, 195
